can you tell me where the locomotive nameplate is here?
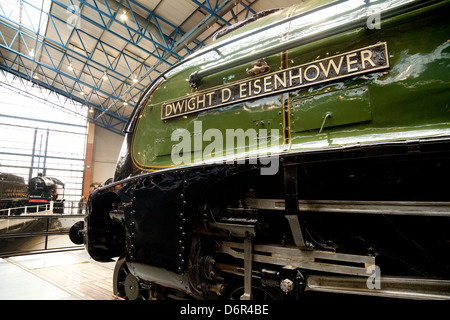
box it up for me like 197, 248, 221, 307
161, 42, 389, 120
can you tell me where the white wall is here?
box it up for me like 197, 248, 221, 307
91, 125, 124, 186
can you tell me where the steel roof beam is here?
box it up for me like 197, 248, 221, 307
0, 22, 131, 115
0, 1, 151, 91
0, 0, 260, 135
52, 0, 189, 62
0, 62, 125, 135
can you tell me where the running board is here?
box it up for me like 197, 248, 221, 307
244, 199, 450, 217
306, 275, 450, 300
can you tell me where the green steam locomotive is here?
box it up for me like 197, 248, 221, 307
71, 0, 450, 300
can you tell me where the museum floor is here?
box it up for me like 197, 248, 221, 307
0, 250, 116, 300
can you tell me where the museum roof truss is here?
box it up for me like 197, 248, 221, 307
0, 0, 299, 134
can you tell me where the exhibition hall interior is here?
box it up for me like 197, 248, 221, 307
0, 0, 449, 302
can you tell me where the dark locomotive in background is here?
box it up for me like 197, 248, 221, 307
0, 172, 65, 214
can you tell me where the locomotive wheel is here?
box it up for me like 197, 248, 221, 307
113, 256, 146, 300
123, 273, 140, 300
224, 278, 283, 300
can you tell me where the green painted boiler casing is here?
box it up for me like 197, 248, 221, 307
116, 0, 450, 179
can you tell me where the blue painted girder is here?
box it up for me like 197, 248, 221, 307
0, 0, 254, 134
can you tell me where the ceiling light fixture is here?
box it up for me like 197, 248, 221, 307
102, 71, 108, 80
29, 49, 35, 57
68, 63, 73, 71
132, 75, 138, 83
120, 10, 128, 21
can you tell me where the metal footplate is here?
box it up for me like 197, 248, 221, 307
220, 242, 450, 299
221, 242, 374, 276
207, 219, 256, 300
244, 198, 450, 217
240, 233, 253, 300
306, 275, 450, 300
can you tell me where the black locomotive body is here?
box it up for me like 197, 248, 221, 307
0, 172, 65, 214
0, 172, 28, 211
80, 148, 450, 300
27, 175, 65, 213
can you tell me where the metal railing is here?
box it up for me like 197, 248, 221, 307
1, 203, 53, 216
0, 201, 85, 257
